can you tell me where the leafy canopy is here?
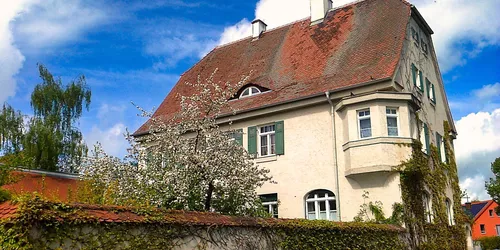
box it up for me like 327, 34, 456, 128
486, 157, 500, 209
80, 70, 273, 216
1, 64, 91, 172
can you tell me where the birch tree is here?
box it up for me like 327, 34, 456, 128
81, 70, 273, 216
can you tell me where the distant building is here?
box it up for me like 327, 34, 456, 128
463, 200, 500, 241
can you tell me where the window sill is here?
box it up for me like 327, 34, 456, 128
343, 136, 413, 151
255, 155, 277, 163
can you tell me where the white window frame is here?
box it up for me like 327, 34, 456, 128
439, 134, 446, 163
258, 124, 276, 157
416, 68, 423, 91
305, 190, 337, 221
420, 121, 428, 154
262, 201, 278, 218
423, 192, 432, 223
429, 83, 435, 102
496, 225, 500, 236
358, 109, 372, 139
386, 107, 399, 137
480, 224, 486, 234
445, 199, 454, 225
239, 86, 261, 98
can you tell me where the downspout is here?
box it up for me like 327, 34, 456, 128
325, 91, 341, 221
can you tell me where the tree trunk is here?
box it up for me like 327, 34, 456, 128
204, 181, 214, 211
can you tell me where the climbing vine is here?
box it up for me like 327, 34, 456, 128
0, 194, 407, 250
396, 120, 469, 249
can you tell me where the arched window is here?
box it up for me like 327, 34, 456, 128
445, 198, 454, 225
305, 189, 337, 221
240, 86, 261, 98
423, 192, 432, 223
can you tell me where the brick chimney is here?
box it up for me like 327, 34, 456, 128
465, 202, 472, 210
252, 19, 267, 39
310, 0, 333, 24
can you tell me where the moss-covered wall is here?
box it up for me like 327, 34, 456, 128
0, 196, 408, 250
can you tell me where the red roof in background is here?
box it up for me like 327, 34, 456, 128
2, 171, 78, 202
135, 0, 411, 135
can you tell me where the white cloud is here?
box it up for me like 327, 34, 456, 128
12, 0, 109, 50
455, 108, 500, 202
413, 0, 500, 72
455, 109, 500, 161
217, 0, 354, 45
0, 0, 35, 104
473, 82, 500, 100
85, 123, 129, 157
460, 175, 490, 202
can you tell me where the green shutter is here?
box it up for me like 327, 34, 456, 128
419, 70, 424, 92
426, 78, 431, 99
248, 126, 257, 155
431, 84, 436, 103
424, 123, 430, 155
275, 121, 284, 155
411, 63, 417, 86
436, 132, 442, 162
232, 129, 243, 146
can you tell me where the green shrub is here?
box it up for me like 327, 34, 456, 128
0, 189, 11, 202
478, 236, 500, 250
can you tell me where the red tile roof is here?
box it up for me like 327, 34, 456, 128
135, 0, 411, 135
2, 171, 79, 202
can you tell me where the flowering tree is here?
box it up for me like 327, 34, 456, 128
80, 70, 273, 216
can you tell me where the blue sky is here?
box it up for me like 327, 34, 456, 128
1, 0, 499, 200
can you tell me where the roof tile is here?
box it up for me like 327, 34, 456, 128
135, 0, 411, 135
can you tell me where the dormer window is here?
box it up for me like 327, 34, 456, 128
240, 86, 261, 98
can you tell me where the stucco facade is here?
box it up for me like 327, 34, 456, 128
213, 13, 457, 222
136, 0, 459, 224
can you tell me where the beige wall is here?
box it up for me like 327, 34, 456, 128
222, 103, 338, 219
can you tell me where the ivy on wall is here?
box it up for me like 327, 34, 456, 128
396, 121, 469, 249
0, 195, 408, 250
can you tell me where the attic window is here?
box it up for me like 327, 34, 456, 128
240, 86, 261, 98
411, 27, 420, 46
421, 39, 428, 54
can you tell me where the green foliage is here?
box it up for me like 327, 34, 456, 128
478, 236, 500, 250
0, 195, 407, 250
24, 64, 91, 172
395, 121, 468, 249
0, 103, 24, 155
353, 191, 403, 226
486, 157, 500, 211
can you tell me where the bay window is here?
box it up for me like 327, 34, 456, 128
358, 109, 372, 138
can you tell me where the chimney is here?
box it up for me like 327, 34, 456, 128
252, 19, 267, 39
465, 202, 472, 210
310, 0, 333, 24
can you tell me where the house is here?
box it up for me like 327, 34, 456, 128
463, 200, 500, 240
2, 168, 79, 202
134, 0, 459, 222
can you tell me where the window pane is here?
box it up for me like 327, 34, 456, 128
307, 201, 315, 212
319, 201, 326, 211
329, 200, 336, 210
242, 89, 250, 96
387, 117, 398, 136
260, 135, 268, 155
272, 204, 278, 218
329, 210, 337, 221
251, 87, 260, 94
360, 118, 371, 129
319, 211, 327, 220
270, 134, 275, 154
307, 212, 316, 220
